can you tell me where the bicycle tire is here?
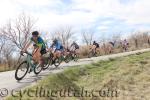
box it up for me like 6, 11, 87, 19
64, 55, 71, 63
15, 61, 29, 81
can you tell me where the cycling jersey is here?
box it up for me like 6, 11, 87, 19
71, 42, 79, 49
109, 42, 115, 47
31, 36, 46, 54
93, 42, 99, 48
51, 40, 64, 51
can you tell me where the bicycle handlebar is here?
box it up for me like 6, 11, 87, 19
20, 51, 33, 57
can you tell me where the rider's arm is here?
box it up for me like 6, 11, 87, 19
70, 43, 75, 48
22, 41, 32, 52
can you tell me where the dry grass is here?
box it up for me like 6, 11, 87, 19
0, 64, 14, 72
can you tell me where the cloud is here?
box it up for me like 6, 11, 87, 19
0, 0, 18, 24
97, 26, 109, 31
0, 0, 150, 40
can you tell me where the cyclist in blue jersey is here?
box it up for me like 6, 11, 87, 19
50, 39, 64, 61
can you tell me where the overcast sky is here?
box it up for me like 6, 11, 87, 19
0, 0, 150, 41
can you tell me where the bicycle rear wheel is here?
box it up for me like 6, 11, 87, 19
54, 57, 61, 68
64, 55, 71, 63
15, 61, 29, 81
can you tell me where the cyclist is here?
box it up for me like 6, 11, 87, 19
70, 41, 79, 55
21, 31, 46, 67
92, 41, 99, 54
122, 39, 129, 51
109, 40, 116, 47
50, 39, 64, 62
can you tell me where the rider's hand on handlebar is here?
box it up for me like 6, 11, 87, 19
20, 49, 26, 56
20, 51, 24, 56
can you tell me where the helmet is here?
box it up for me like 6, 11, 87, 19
53, 38, 58, 43
32, 31, 39, 36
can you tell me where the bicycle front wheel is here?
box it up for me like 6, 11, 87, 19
34, 63, 42, 75
73, 54, 79, 62
64, 55, 71, 63
15, 61, 29, 81
42, 58, 52, 70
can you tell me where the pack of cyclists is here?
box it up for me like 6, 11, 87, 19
21, 31, 80, 67
14, 31, 131, 81
21, 31, 129, 68
122, 39, 129, 51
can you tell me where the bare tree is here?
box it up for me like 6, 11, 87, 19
81, 31, 94, 46
0, 36, 6, 64
2, 43, 15, 69
0, 35, 15, 69
0, 36, 6, 54
0, 13, 36, 68
112, 33, 122, 42
0, 13, 36, 49
129, 32, 148, 48
141, 32, 149, 44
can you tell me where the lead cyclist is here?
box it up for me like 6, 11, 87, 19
21, 31, 47, 68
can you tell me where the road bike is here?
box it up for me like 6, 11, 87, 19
15, 51, 42, 81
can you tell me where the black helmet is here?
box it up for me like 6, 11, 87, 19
32, 31, 39, 36
53, 38, 57, 43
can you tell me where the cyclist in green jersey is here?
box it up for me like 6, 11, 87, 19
21, 31, 46, 65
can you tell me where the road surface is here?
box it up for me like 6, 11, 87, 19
0, 48, 150, 99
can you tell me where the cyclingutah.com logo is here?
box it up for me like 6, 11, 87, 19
0, 88, 9, 97
0, 87, 120, 98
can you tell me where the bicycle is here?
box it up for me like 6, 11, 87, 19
42, 50, 61, 70
64, 50, 79, 63
15, 51, 42, 81
56, 50, 74, 63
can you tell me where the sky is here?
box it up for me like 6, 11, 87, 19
0, 0, 150, 42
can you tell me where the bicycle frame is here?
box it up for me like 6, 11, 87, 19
24, 52, 35, 72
